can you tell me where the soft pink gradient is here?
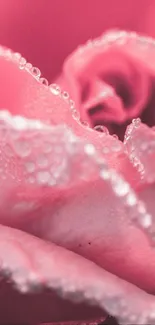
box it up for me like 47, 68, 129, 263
0, 0, 154, 80
0, 1, 155, 325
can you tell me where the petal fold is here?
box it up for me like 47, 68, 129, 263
1, 225, 155, 325
124, 119, 155, 185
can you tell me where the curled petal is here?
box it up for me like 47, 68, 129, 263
0, 110, 154, 295
0, 46, 139, 187
59, 30, 153, 137
1, 225, 155, 324
124, 119, 155, 185
0, 109, 154, 295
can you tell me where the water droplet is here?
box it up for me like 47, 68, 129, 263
80, 120, 90, 128
37, 155, 48, 168
19, 57, 26, 69
48, 177, 57, 186
14, 140, 31, 158
100, 168, 110, 180
37, 171, 50, 185
49, 83, 61, 95
5, 50, 12, 59
111, 142, 122, 152
31, 67, 41, 78
40, 78, 48, 87
13, 116, 27, 130
72, 109, 80, 121
112, 175, 130, 196
112, 134, 118, 140
62, 91, 69, 100
94, 125, 109, 135
84, 144, 95, 156
132, 118, 141, 128
139, 213, 152, 229
102, 146, 109, 154
25, 62, 32, 71
69, 99, 75, 110
126, 192, 137, 206
13, 52, 21, 62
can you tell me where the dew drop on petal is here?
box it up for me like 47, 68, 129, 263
112, 175, 130, 196
37, 171, 50, 185
13, 116, 27, 130
84, 144, 96, 156
14, 140, 31, 158
19, 57, 27, 69
13, 52, 21, 62
25, 162, 35, 173
72, 109, 80, 121
31, 67, 41, 78
80, 120, 90, 128
40, 78, 49, 87
4, 50, 12, 60
25, 63, 33, 71
62, 91, 69, 100
139, 213, 152, 229
100, 168, 110, 180
69, 99, 75, 110
126, 192, 137, 206
94, 125, 109, 135
102, 146, 110, 154
132, 118, 141, 128
49, 83, 61, 95
37, 155, 49, 169
112, 134, 119, 140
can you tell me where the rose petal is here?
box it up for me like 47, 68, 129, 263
60, 30, 153, 133
124, 118, 155, 185
138, 184, 155, 220
27, 173, 155, 294
0, 46, 139, 188
0, 111, 96, 226
0, 46, 80, 131
0, 110, 153, 293
0, 109, 139, 227
1, 224, 155, 325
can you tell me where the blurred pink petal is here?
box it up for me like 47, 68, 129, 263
1, 224, 155, 324
0, 103, 154, 298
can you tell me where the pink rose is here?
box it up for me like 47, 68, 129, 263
1, 2, 155, 325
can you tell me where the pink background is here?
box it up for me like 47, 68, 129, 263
0, 0, 154, 80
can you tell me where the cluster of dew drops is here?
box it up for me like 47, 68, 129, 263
8, 51, 112, 138
1, 46, 155, 303
3, 28, 155, 139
